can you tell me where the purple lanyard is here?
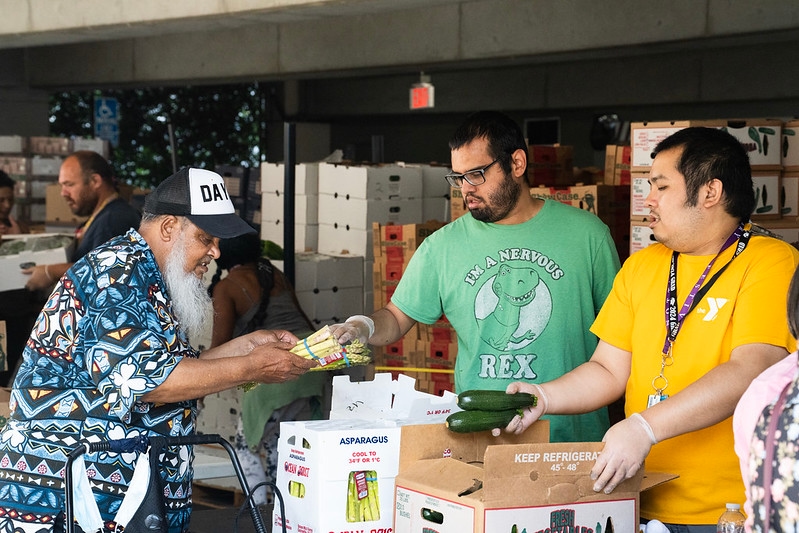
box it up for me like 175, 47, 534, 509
662, 223, 750, 354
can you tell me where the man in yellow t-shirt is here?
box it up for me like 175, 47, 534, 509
502, 126, 799, 531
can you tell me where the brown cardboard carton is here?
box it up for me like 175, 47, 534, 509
527, 145, 574, 186
752, 170, 781, 220
394, 429, 677, 533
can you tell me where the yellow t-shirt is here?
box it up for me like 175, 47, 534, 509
591, 234, 799, 524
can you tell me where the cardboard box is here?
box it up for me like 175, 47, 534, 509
423, 196, 451, 224
450, 187, 467, 220
295, 286, 364, 325
527, 145, 574, 186
394, 430, 676, 533
604, 144, 631, 185
630, 221, 658, 256
531, 184, 630, 221
720, 119, 782, 169
260, 162, 320, 195
71, 138, 110, 158
415, 163, 452, 198
0, 135, 26, 154
372, 220, 444, 262
259, 220, 318, 252
28, 136, 71, 156
318, 194, 422, 230
781, 172, 799, 220
318, 223, 372, 258
260, 190, 318, 224
272, 374, 461, 533
30, 155, 63, 177
630, 120, 722, 171
0, 156, 30, 177
631, 172, 651, 220
291, 252, 364, 292
416, 339, 457, 370
752, 170, 781, 220
45, 183, 87, 226
0, 233, 72, 291
783, 120, 799, 170
373, 338, 423, 369
318, 162, 423, 200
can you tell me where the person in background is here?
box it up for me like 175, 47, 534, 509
207, 231, 329, 506
0, 169, 34, 385
22, 150, 141, 291
503, 127, 799, 532
0, 167, 318, 533
0, 169, 27, 235
733, 265, 799, 533
332, 110, 621, 443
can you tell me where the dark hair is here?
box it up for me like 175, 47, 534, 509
652, 127, 755, 222
0, 170, 14, 190
788, 266, 799, 339
70, 150, 116, 187
448, 110, 528, 176
208, 231, 276, 333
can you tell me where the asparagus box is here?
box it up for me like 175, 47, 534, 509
393, 432, 677, 533
272, 373, 461, 533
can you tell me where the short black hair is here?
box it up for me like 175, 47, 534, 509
653, 127, 755, 222
0, 170, 14, 190
449, 110, 528, 176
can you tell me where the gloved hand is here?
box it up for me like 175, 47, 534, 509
329, 315, 374, 346
491, 382, 549, 437
590, 412, 657, 494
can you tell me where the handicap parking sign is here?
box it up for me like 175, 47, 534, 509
94, 96, 119, 147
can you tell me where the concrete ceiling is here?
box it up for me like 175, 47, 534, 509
0, 0, 464, 50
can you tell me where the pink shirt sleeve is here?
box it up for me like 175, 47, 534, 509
733, 350, 798, 529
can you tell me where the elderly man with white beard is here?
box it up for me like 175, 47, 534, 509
0, 167, 318, 533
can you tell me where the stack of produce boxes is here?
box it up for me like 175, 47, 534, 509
628, 119, 786, 255
761, 120, 799, 246
260, 162, 320, 252
371, 221, 455, 394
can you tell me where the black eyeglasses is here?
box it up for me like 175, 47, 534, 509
444, 158, 500, 188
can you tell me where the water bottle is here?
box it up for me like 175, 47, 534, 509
717, 503, 745, 533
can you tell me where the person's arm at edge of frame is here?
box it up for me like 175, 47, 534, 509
22, 262, 72, 291
141, 328, 317, 404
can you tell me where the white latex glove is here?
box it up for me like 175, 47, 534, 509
590, 413, 657, 494
329, 315, 374, 346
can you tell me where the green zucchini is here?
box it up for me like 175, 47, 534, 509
445, 408, 520, 433
421, 508, 444, 524
457, 389, 537, 411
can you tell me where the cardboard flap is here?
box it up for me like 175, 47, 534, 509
482, 442, 644, 505
398, 421, 549, 472
641, 470, 679, 491
396, 457, 485, 503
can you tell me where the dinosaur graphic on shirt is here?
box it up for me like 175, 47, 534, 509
478, 264, 541, 350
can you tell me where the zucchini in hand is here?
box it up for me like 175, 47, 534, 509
457, 389, 537, 411
445, 408, 521, 433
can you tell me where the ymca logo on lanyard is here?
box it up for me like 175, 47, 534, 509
649, 223, 751, 408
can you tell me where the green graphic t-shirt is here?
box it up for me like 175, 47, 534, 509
391, 200, 620, 442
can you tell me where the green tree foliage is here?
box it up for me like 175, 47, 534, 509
49, 84, 270, 189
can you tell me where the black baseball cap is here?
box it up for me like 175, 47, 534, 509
144, 167, 255, 239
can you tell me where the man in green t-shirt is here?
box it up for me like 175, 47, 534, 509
332, 110, 621, 443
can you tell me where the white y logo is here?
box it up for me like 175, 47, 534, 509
704, 298, 728, 321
